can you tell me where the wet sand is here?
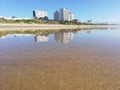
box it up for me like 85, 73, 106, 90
0, 24, 120, 31
0, 29, 120, 90
0, 46, 120, 90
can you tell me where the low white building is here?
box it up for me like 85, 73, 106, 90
0, 16, 32, 20
33, 10, 48, 19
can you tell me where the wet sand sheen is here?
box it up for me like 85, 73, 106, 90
0, 49, 120, 90
0, 29, 120, 90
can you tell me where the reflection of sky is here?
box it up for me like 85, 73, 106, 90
96, 30, 120, 38
72, 29, 120, 51
84, 29, 120, 39
73, 29, 120, 39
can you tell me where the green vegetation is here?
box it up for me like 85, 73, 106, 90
0, 18, 102, 25
0, 18, 40, 24
0, 18, 60, 24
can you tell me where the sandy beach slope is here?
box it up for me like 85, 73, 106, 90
0, 23, 120, 31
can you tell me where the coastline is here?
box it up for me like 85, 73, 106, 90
0, 23, 120, 31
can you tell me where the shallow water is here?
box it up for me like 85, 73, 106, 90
0, 29, 120, 90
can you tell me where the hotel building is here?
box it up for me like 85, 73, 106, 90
54, 8, 74, 21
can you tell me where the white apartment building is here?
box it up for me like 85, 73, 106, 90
54, 8, 74, 21
33, 10, 48, 19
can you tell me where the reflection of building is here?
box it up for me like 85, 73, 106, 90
86, 30, 92, 34
33, 10, 48, 19
35, 35, 49, 42
0, 34, 33, 39
54, 8, 74, 21
0, 36, 6, 39
54, 31, 73, 44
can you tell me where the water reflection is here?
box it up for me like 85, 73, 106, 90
35, 33, 49, 42
0, 30, 75, 44
86, 29, 92, 34
0, 29, 93, 44
1, 29, 120, 90
0, 34, 33, 39
54, 31, 73, 44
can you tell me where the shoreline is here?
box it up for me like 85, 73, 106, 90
0, 23, 120, 31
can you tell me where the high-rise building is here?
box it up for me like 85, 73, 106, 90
54, 8, 74, 21
33, 10, 48, 19
54, 10, 60, 21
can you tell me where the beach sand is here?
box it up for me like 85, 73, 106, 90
0, 44, 120, 90
0, 24, 120, 90
0, 23, 119, 31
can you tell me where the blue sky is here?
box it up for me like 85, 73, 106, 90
0, 0, 120, 23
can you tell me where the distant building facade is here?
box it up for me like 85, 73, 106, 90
54, 8, 74, 21
87, 19, 92, 24
33, 10, 48, 20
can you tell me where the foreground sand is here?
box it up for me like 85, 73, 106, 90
0, 27, 120, 90
0, 50, 120, 90
0, 40, 120, 90
0, 23, 120, 31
